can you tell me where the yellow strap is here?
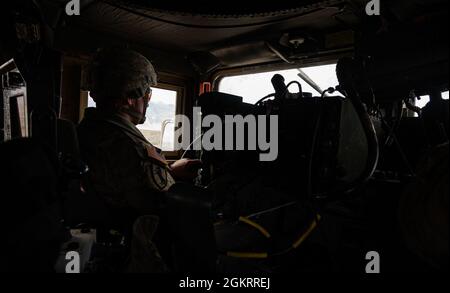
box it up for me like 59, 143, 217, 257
239, 216, 271, 238
292, 214, 321, 249
213, 220, 225, 226
226, 252, 268, 259
226, 215, 321, 259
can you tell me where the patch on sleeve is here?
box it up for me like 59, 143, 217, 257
150, 163, 169, 191
141, 143, 173, 191
144, 144, 168, 167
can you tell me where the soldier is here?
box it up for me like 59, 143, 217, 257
77, 48, 200, 271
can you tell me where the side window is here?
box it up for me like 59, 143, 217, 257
86, 86, 179, 151
413, 91, 449, 117
136, 87, 177, 151
218, 63, 341, 104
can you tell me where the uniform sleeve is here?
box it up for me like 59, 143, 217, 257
92, 135, 174, 215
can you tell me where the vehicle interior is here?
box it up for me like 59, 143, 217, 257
0, 0, 448, 273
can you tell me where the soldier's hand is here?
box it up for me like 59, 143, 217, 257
169, 159, 202, 181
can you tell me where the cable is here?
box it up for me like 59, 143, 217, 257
382, 101, 403, 148
377, 108, 416, 177
286, 81, 302, 94
292, 214, 321, 248
244, 200, 298, 219
255, 93, 275, 105
224, 213, 321, 259
254, 81, 304, 106
306, 88, 334, 200
226, 252, 268, 259
312, 58, 380, 200
239, 216, 271, 238
180, 134, 203, 159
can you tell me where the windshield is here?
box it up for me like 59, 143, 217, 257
218, 63, 341, 104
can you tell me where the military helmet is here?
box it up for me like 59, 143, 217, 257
88, 47, 157, 101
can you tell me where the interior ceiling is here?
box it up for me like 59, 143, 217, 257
44, 0, 448, 72
105, 0, 337, 15
57, 0, 348, 54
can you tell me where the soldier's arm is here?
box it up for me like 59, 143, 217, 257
168, 158, 202, 181
99, 136, 170, 215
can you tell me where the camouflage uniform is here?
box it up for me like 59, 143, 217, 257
79, 47, 175, 218
78, 107, 175, 217
78, 48, 177, 272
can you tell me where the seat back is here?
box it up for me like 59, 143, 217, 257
57, 118, 112, 229
0, 138, 68, 272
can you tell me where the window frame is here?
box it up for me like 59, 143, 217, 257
148, 82, 184, 158
211, 55, 348, 92
79, 82, 184, 158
